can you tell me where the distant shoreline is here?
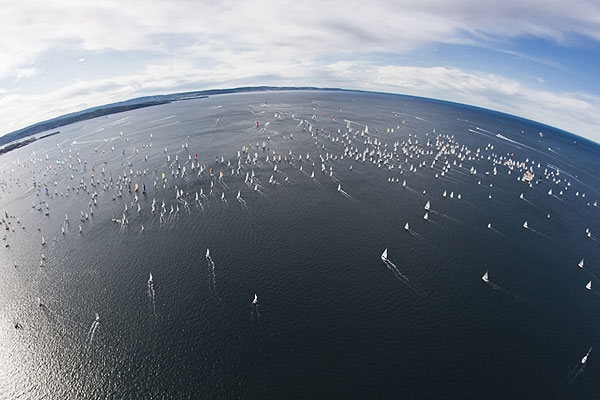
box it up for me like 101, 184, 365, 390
0, 85, 596, 151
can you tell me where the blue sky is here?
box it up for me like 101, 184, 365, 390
1, 1, 600, 141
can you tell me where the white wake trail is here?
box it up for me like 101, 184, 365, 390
383, 259, 427, 298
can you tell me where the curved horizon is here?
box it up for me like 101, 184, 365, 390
1, 1, 599, 143
3, 86, 598, 148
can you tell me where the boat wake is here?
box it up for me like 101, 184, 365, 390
487, 226, 509, 240
526, 226, 554, 241
206, 249, 216, 288
405, 227, 423, 240
37, 298, 57, 323
381, 250, 427, 298
337, 185, 354, 201
87, 312, 100, 344
430, 209, 461, 225
483, 277, 541, 310
556, 357, 589, 397
520, 196, 548, 213
147, 274, 156, 316
237, 192, 250, 213
251, 295, 261, 324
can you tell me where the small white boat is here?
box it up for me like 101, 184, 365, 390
579, 258, 584, 269
582, 347, 592, 364
586, 281, 592, 291
404, 222, 409, 231
423, 212, 429, 220
424, 201, 430, 211
206, 248, 210, 258
149, 273, 153, 283
487, 223, 492, 229
482, 271, 489, 283
253, 294, 258, 304
381, 248, 388, 262
523, 221, 528, 229
337, 184, 342, 192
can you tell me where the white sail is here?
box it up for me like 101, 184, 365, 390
487, 223, 492, 229
548, 189, 552, 196
579, 258, 584, 269
253, 294, 258, 304
381, 248, 388, 262
206, 248, 210, 258
586, 281, 592, 291
519, 193, 524, 200
423, 212, 429, 220
443, 190, 447, 197
523, 221, 528, 229
149, 273, 153, 283
482, 271, 489, 282
337, 184, 342, 192
424, 201, 430, 211
404, 222, 409, 231
582, 347, 592, 364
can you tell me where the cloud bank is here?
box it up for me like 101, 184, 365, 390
1, 1, 599, 141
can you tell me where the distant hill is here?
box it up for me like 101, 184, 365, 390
0, 86, 336, 147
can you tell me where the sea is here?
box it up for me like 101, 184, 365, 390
0, 90, 598, 399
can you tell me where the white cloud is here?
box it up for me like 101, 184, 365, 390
326, 63, 600, 141
0, 1, 599, 140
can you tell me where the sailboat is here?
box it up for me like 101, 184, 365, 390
424, 201, 430, 211
381, 248, 388, 262
548, 189, 552, 196
253, 294, 258, 304
423, 212, 429, 220
206, 248, 210, 259
519, 193, 524, 200
579, 258, 584, 269
442, 190, 447, 197
487, 223, 492, 229
482, 271, 489, 283
523, 221, 528, 229
582, 347, 592, 364
586, 281, 592, 291
149, 273, 153, 283
404, 222, 409, 231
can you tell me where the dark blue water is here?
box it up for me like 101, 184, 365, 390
0, 90, 599, 399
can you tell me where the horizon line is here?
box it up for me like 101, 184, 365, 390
2, 85, 598, 148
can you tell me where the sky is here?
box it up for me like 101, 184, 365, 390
1, 0, 600, 141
